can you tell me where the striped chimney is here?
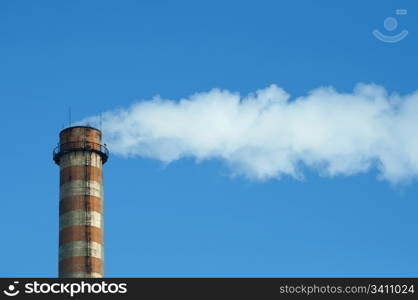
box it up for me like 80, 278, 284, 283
53, 126, 109, 278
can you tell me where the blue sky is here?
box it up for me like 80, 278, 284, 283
1, 0, 417, 277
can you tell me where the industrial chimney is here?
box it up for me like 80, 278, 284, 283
53, 126, 108, 278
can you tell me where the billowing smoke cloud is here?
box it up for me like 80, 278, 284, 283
82, 84, 418, 183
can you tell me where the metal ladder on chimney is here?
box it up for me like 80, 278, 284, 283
83, 128, 93, 275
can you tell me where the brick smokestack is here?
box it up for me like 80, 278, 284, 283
53, 126, 108, 278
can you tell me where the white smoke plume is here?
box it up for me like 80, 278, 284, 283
82, 84, 418, 183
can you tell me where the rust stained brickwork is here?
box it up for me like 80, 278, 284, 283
54, 126, 108, 278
